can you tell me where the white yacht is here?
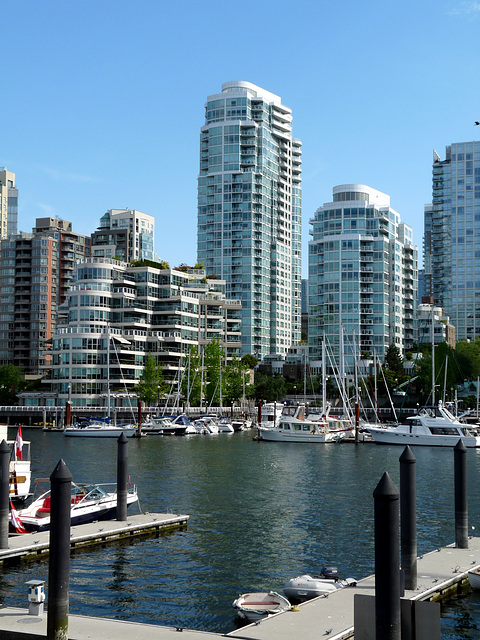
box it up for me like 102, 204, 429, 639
259, 402, 284, 429
365, 401, 480, 447
259, 404, 349, 443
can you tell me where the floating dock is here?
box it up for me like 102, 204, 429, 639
0, 536, 478, 640
0, 512, 189, 565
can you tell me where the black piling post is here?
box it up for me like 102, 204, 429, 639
400, 445, 417, 590
47, 459, 72, 640
117, 432, 128, 521
0, 440, 10, 549
374, 471, 401, 640
454, 439, 468, 548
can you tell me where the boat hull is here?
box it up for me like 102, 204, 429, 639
259, 427, 345, 443
468, 569, 480, 590
64, 426, 136, 437
283, 575, 340, 601
13, 492, 138, 533
233, 591, 290, 622
366, 427, 480, 447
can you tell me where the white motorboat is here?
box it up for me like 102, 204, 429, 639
468, 568, 480, 590
231, 419, 247, 432
1, 425, 31, 501
284, 567, 357, 602
141, 416, 175, 435
194, 416, 219, 434
64, 419, 136, 438
365, 401, 480, 447
10, 479, 138, 533
232, 591, 291, 622
142, 415, 196, 435
217, 418, 235, 433
259, 404, 350, 443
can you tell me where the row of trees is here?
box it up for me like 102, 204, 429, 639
135, 340, 258, 407
4, 337, 480, 409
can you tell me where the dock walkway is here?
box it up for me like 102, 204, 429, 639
0, 513, 189, 564
0, 536, 478, 640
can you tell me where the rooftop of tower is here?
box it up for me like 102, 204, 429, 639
220, 81, 283, 106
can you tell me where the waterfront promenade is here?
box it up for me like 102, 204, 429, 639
0, 536, 478, 640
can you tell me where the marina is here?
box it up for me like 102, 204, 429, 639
0, 427, 479, 638
1, 538, 479, 639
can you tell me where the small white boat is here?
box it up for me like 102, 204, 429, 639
10, 479, 138, 533
194, 416, 219, 434
217, 419, 235, 433
468, 568, 480, 590
141, 416, 175, 435
284, 567, 357, 602
232, 591, 291, 622
64, 420, 136, 438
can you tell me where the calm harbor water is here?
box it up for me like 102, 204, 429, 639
2, 428, 480, 637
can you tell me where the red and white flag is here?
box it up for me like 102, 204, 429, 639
10, 500, 27, 534
15, 425, 23, 461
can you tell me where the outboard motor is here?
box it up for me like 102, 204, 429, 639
321, 566, 339, 581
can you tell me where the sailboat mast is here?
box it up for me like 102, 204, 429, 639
431, 303, 435, 406
106, 325, 110, 420
322, 339, 326, 414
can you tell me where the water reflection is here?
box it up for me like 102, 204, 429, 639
2, 429, 480, 635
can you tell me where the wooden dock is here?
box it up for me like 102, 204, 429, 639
0, 535, 478, 640
0, 512, 189, 564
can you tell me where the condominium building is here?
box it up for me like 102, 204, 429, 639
0, 167, 18, 239
425, 142, 480, 341
47, 259, 242, 407
197, 81, 302, 359
416, 298, 455, 348
308, 184, 418, 372
91, 209, 154, 262
0, 219, 90, 375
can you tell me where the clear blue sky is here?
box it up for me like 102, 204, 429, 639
2, 0, 479, 276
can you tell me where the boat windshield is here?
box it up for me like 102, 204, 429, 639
81, 485, 109, 500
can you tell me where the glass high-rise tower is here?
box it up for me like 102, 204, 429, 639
426, 142, 480, 341
197, 81, 302, 358
308, 184, 417, 371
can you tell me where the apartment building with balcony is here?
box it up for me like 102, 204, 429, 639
91, 209, 154, 262
197, 81, 302, 359
47, 258, 242, 407
308, 184, 418, 373
425, 142, 480, 341
0, 218, 90, 375
0, 167, 18, 240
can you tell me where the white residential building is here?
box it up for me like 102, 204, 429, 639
197, 81, 302, 359
308, 184, 418, 373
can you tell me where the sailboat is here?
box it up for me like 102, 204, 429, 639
64, 327, 136, 438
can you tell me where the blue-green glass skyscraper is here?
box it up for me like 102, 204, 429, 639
197, 82, 302, 358
426, 142, 480, 341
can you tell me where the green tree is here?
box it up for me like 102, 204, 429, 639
135, 354, 166, 405
253, 371, 287, 403
224, 357, 251, 405
241, 353, 258, 369
385, 343, 404, 374
0, 364, 24, 404
182, 345, 202, 407
203, 339, 225, 406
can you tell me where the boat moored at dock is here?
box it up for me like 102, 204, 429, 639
365, 401, 480, 447
232, 591, 291, 622
259, 404, 351, 443
11, 479, 138, 532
